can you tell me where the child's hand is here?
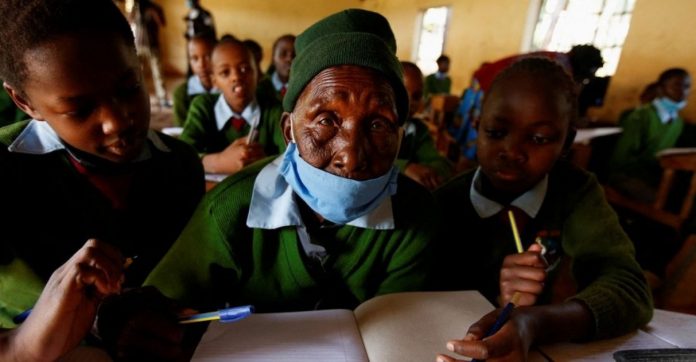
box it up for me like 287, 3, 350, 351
97, 286, 184, 360
13, 239, 123, 361
217, 138, 266, 174
499, 243, 546, 306
435, 307, 533, 362
404, 163, 442, 190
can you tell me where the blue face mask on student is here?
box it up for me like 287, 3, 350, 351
656, 96, 687, 115
279, 142, 399, 225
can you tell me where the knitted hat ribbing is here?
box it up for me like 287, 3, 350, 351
283, 9, 408, 124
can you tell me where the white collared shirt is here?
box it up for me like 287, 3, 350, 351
187, 75, 219, 96
7, 119, 170, 160
271, 71, 286, 92
247, 155, 396, 257
652, 99, 677, 124
213, 95, 260, 131
469, 167, 548, 219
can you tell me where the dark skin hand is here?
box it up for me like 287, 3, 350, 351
500, 243, 546, 306
436, 301, 593, 362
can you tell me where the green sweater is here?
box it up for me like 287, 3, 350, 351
171, 81, 193, 127
0, 121, 205, 328
179, 93, 285, 157
257, 75, 283, 103
0, 86, 26, 127
145, 158, 437, 312
395, 117, 453, 179
432, 161, 653, 339
609, 104, 684, 186
424, 73, 452, 99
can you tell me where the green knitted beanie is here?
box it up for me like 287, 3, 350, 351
283, 8, 408, 124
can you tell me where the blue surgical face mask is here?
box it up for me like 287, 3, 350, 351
656, 96, 687, 115
279, 118, 399, 224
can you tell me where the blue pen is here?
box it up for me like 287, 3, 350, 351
178, 305, 254, 324
12, 308, 32, 324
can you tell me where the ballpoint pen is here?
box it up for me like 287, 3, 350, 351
178, 305, 254, 324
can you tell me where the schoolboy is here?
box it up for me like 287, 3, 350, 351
424, 54, 452, 99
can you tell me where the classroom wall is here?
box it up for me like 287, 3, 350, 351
157, 0, 696, 122
158, 0, 363, 76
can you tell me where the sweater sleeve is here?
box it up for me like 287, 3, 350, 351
179, 94, 214, 155
563, 175, 653, 339
609, 108, 649, 173
171, 82, 189, 127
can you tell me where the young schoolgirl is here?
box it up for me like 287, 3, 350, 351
257, 34, 296, 101
180, 37, 285, 174
398, 61, 453, 190
0, 0, 204, 358
433, 58, 652, 361
172, 33, 218, 126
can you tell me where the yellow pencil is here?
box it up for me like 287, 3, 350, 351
507, 210, 524, 254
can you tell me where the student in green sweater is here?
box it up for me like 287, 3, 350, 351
424, 54, 452, 100
180, 36, 285, 175
0, 0, 204, 360
608, 68, 691, 202
257, 34, 296, 102
434, 58, 652, 362
171, 33, 218, 127
398, 61, 453, 190
97, 9, 437, 359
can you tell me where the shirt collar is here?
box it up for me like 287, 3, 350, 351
469, 167, 548, 219
271, 71, 286, 92
213, 95, 260, 131
652, 99, 675, 124
247, 155, 396, 230
187, 75, 219, 96
8, 119, 171, 161
435, 71, 447, 79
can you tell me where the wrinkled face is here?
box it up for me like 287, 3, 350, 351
402, 65, 424, 117
282, 65, 401, 181
477, 75, 569, 198
212, 42, 257, 113
273, 37, 295, 82
15, 33, 149, 163
188, 37, 214, 89
661, 74, 691, 103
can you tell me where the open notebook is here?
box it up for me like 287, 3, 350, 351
191, 290, 494, 361
191, 290, 696, 362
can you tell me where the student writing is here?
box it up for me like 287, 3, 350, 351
433, 58, 652, 361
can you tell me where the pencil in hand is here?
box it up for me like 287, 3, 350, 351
178, 305, 254, 324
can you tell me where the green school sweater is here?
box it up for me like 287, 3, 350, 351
432, 161, 653, 340
0, 86, 26, 127
0, 121, 205, 328
179, 93, 285, 157
424, 73, 452, 99
171, 81, 192, 127
145, 158, 437, 312
395, 117, 453, 180
609, 104, 684, 186
256, 75, 282, 103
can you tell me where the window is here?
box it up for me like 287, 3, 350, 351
414, 6, 450, 76
529, 0, 635, 76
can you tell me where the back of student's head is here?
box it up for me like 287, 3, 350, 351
657, 68, 689, 85
567, 44, 603, 82
0, 0, 133, 95
486, 57, 579, 129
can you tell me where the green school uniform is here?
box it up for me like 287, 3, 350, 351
424, 73, 452, 99
0, 120, 205, 328
433, 161, 653, 340
395, 117, 453, 180
179, 93, 285, 156
145, 157, 437, 312
609, 104, 684, 187
0, 86, 26, 127
171, 81, 192, 127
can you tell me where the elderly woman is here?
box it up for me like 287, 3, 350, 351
99, 9, 438, 359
